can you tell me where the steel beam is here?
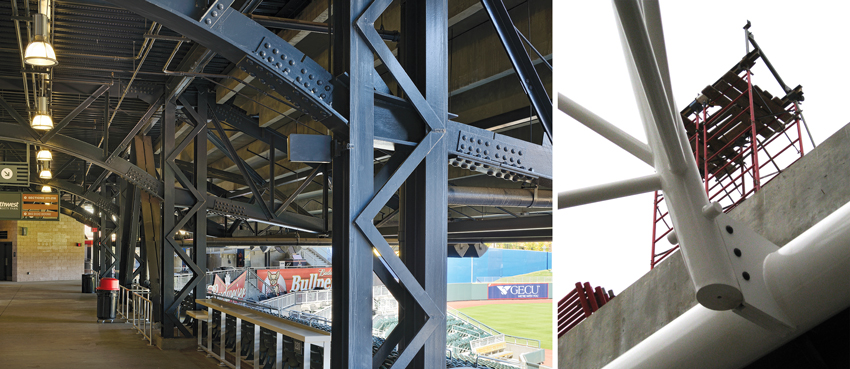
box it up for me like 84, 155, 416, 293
106, 0, 347, 131
135, 134, 163, 323
0, 95, 41, 142
41, 85, 111, 144
480, 0, 552, 141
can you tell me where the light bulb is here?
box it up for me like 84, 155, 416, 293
36, 149, 52, 161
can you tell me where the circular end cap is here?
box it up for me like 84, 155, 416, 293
696, 283, 743, 310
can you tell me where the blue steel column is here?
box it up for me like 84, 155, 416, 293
331, 0, 375, 366
398, 0, 448, 367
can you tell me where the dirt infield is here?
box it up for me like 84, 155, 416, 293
447, 298, 552, 309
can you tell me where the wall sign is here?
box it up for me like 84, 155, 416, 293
487, 283, 549, 300
0, 192, 60, 221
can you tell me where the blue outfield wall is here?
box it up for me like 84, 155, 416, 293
447, 248, 552, 284
447, 283, 554, 301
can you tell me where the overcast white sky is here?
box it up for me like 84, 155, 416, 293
553, 1, 850, 299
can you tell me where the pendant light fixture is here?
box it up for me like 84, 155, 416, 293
24, 1, 57, 67
38, 161, 52, 179
36, 148, 52, 161
31, 97, 53, 130
41, 185, 52, 193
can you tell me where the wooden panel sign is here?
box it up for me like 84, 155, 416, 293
22, 193, 59, 221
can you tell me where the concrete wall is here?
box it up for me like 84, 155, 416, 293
559, 122, 850, 369
3, 215, 87, 282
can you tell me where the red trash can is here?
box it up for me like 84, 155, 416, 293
96, 278, 119, 321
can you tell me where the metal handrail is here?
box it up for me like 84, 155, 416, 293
447, 306, 502, 337
130, 290, 153, 346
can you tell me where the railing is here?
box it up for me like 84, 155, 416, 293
475, 276, 552, 283
173, 273, 194, 292
313, 305, 332, 320
288, 310, 332, 328
128, 287, 153, 346
504, 335, 541, 348
261, 291, 297, 310
208, 292, 280, 316
557, 282, 613, 337
471, 334, 505, 351
447, 306, 502, 337
456, 351, 521, 369
118, 284, 150, 321
295, 289, 331, 305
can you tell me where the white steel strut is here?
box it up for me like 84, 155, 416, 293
558, 0, 850, 367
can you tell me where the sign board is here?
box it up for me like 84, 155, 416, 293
207, 272, 248, 299
0, 192, 60, 221
256, 267, 332, 296
0, 162, 30, 187
487, 283, 549, 300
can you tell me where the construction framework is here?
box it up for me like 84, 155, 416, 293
558, 1, 849, 367
650, 46, 806, 269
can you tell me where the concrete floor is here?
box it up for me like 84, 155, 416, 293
0, 280, 220, 369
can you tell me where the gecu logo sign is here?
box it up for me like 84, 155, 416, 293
497, 285, 540, 295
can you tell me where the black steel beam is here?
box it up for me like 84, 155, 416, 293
41, 84, 110, 144
0, 95, 41, 141
106, 0, 347, 132
480, 0, 552, 141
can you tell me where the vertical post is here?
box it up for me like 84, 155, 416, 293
92, 227, 101, 276
268, 134, 275, 213
650, 191, 659, 270
161, 98, 176, 338
795, 104, 804, 156
330, 0, 374, 366
194, 92, 208, 308
702, 107, 708, 195
119, 176, 141, 287
398, 0, 448, 366
746, 69, 760, 190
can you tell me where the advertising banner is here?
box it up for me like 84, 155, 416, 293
207, 272, 247, 299
256, 267, 332, 296
207, 274, 226, 294
487, 283, 549, 300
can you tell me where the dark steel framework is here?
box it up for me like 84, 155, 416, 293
0, 0, 553, 366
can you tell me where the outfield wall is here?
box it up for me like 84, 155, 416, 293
447, 248, 552, 284
448, 282, 554, 301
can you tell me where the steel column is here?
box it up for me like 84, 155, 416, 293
330, 0, 374, 366
161, 98, 178, 337
397, 0, 448, 367
136, 134, 162, 322
118, 177, 141, 287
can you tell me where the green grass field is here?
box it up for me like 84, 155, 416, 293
458, 303, 552, 350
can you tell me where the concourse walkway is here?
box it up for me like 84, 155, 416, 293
0, 280, 220, 369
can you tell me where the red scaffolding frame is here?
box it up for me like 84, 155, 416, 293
557, 282, 614, 337
650, 49, 805, 269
